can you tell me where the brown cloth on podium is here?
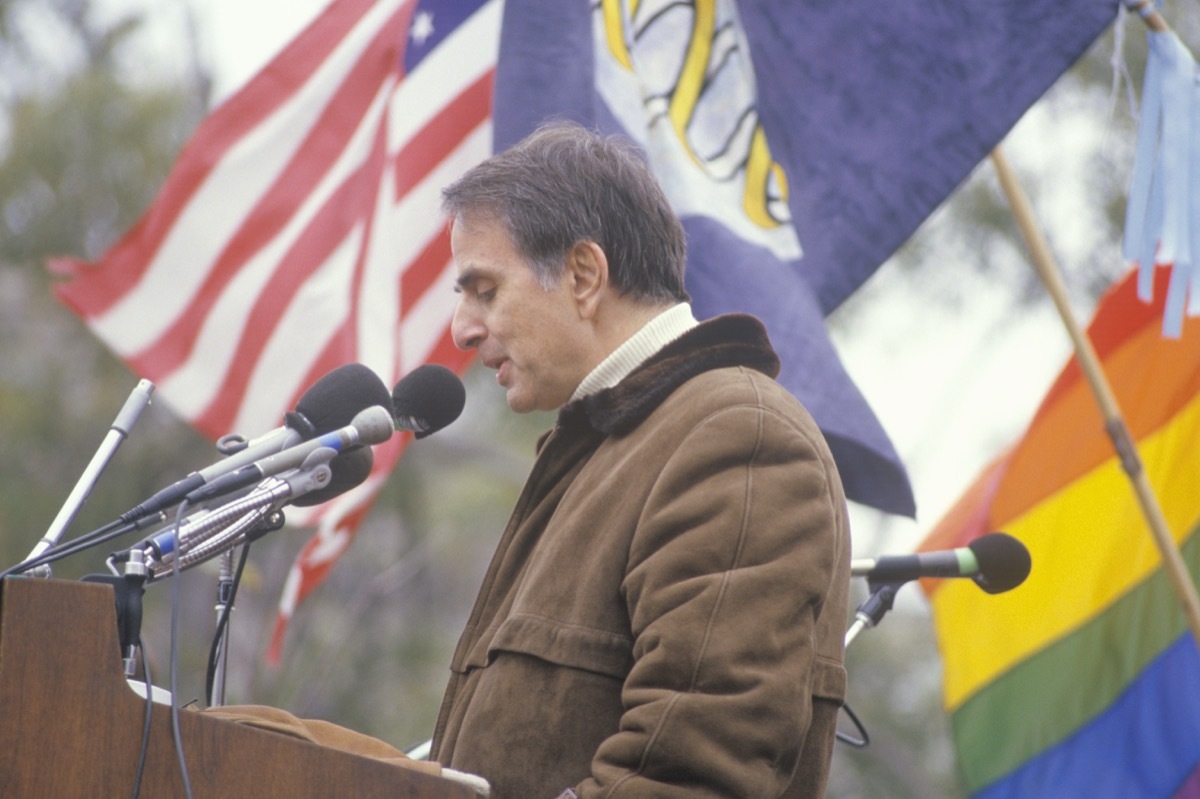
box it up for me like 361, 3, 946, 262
200, 704, 443, 777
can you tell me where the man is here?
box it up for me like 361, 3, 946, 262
430, 121, 850, 798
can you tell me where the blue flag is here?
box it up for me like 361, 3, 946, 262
493, 0, 1118, 516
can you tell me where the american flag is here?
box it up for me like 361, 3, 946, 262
49, 0, 500, 661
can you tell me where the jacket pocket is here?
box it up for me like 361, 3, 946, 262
487, 613, 633, 679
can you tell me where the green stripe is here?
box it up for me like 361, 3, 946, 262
950, 522, 1200, 792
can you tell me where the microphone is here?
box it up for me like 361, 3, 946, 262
277, 365, 464, 508
288, 365, 465, 508
391, 364, 466, 438
139, 471, 307, 580
222, 362, 393, 454
120, 363, 393, 523
183, 406, 395, 505
290, 445, 374, 507
23, 379, 155, 577
851, 532, 1032, 594
138, 436, 377, 578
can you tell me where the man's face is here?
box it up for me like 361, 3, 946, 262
450, 215, 591, 413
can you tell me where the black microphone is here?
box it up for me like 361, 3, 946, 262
119, 363, 393, 523
851, 532, 1031, 594
282, 366, 464, 508
278, 363, 394, 441
391, 364, 466, 438
290, 445, 374, 507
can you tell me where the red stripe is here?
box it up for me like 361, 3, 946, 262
190, 115, 394, 435
400, 227, 453, 317
53, 0, 392, 318
391, 72, 494, 318
189, 325, 358, 443
392, 68, 495, 199
1038, 266, 1175, 413
293, 497, 373, 599
125, 5, 412, 382
426, 326, 475, 374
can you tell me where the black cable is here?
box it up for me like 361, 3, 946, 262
168, 502, 193, 799
204, 541, 253, 706
0, 516, 152, 580
836, 701, 871, 749
131, 637, 154, 799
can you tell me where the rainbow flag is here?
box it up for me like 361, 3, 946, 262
921, 267, 1200, 798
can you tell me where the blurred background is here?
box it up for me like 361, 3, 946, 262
2, 1, 1198, 795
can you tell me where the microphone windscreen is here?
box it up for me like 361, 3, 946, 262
289, 445, 374, 507
392, 364, 466, 439
968, 532, 1032, 594
293, 364, 395, 436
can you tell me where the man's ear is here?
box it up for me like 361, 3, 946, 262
567, 241, 608, 319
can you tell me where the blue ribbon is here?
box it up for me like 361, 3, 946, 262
1123, 30, 1200, 337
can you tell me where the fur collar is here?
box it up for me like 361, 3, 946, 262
558, 314, 780, 438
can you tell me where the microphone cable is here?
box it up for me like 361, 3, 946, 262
205, 541, 253, 707
835, 702, 870, 749
0, 515, 162, 581
131, 636, 154, 799
168, 501, 194, 799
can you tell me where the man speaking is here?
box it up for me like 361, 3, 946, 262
429, 121, 850, 799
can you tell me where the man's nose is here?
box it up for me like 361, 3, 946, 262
451, 300, 484, 351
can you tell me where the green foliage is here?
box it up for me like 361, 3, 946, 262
1, 73, 191, 265
0, 1, 208, 577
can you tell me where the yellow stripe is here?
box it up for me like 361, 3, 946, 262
742, 127, 783, 228
668, 1, 716, 145
934, 394, 1200, 711
601, 0, 633, 72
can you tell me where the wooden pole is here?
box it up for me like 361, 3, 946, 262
1125, 0, 1169, 33
988, 145, 1200, 648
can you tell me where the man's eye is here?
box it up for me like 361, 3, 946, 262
478, 288, 496, 302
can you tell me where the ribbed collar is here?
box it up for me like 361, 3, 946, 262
570, 303, 699, 402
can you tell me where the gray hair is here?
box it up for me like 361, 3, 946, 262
442, 121, 689, 304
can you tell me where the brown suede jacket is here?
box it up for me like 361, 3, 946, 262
430, 314, 850, 798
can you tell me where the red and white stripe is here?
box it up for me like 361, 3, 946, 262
50, 0, 501, 661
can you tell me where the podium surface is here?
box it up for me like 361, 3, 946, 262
0, 577, 473, 798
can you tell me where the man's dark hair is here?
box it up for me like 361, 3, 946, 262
442, 121, 689, 304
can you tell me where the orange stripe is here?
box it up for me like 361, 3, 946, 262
993, 297, 1200, 525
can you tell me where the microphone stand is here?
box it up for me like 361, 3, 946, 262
24, 380, 154, 578
206, 511, 283, 708
838, 580, 906, 749
134, 459, 329, 704
844, 580, 905, 649
211, 550, 236, 707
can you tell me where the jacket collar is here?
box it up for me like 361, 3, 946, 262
557, 314, 780, 438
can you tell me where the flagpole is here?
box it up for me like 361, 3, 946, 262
1125, 0, 1169, 33
988, 145, 1200, 649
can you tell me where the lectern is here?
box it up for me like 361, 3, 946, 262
0, 577, 474, 798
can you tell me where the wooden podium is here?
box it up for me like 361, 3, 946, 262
0, 577, 474, 798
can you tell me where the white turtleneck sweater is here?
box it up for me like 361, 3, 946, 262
570, 303, 699, 402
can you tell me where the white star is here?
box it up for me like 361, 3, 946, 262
410, 11, 435, 47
